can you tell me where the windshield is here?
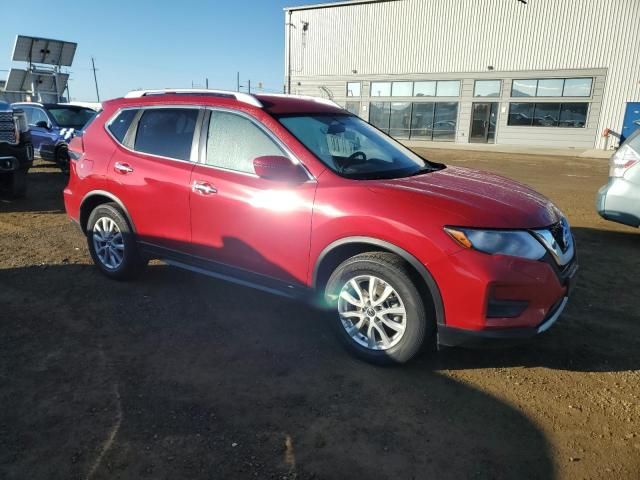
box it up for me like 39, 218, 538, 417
47, 107, 96, 130
279, 114, 438, 179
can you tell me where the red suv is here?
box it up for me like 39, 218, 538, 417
64, 89, 578, 364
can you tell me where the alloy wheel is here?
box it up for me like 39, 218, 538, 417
338, 275, 407, 351
92, 217, 124, 270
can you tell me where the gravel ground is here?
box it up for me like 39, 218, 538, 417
0, 150, 638, 480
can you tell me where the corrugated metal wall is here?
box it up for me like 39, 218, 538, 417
286, 0, 640, 149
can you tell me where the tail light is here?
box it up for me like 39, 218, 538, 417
609, 144, 639, 177
67, 136, 85, 161
11, 111, 28, 145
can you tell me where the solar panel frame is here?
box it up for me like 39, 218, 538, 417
12, 35, 77, 66
5, 69, 69, 95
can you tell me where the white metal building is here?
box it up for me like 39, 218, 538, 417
284, 0, 640, 150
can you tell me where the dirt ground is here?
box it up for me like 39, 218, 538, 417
1, 150, 639, 480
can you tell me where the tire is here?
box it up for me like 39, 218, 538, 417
6, 168, 27, 198
87, 203, 147, 280
325, 252, 433, 365
55, 146, 69, 174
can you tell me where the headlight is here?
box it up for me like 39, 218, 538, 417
444, 227, 546, 260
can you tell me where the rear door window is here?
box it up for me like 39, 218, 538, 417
134, 108, 198, 161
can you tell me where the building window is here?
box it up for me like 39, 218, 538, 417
370, 82, 392, 97
532, 103, 561, 126
414, 81, 436, 97
391, 82, 413, 97
371, 101, 458, 141
558, 103, 589, 127
369, 102, 391, 132
474, 80, 501, 97
389, 102, 412, 137
536, 79, 564, 97
512, 79, 538, 97
432, 102, 458, 140
508, 103, 534, 125
511, 78, 593, 98
436, 81, 460, 97
507, 103, 588, 128
347, 82, 361, 97
409, 103, 435, 138
563, 78, 592, 97
345, 101, 360, 116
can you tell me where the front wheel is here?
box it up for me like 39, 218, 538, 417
87, 203, 147, 280
55, 146, 69, 174
325, 252, 433, 365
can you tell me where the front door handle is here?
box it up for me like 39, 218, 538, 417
114, 162, 134, 174
192, 181, 217, 195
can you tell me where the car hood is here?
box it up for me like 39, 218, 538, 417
368, 165, 562, 229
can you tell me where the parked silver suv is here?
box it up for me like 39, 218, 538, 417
597, 130, 640, 228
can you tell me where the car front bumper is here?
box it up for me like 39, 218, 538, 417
0, 141, 33, 172
437, 295, 569, 347
596, 179, 640, 227
430, 243, 578, 348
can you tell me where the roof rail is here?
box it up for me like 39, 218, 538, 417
260, 93, 341, 109
124, 89, 263, 108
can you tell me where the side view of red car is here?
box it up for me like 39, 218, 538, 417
64, 89, 578, 364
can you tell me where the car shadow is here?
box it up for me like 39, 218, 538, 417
0, 165, 66, 214
0, 263, 554, 480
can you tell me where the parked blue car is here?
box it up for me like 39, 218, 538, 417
11, 102, 97, 170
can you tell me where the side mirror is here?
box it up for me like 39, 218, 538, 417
35, 120, 50, 129
253, 155, 307, 183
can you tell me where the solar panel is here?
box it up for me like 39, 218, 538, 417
12, 35, 77, 66
5, 68, 69, 94
5, 68, 30, 92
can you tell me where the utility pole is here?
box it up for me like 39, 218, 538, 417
91, 57, 100, 102
236, 72, 240, 92
248, 79, 251, 94
286, 10, 292, 94
205, 78, 209, 89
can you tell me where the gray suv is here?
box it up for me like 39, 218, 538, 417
597, 130, 640, 228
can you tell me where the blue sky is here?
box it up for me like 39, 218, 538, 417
1, 0, 339, 101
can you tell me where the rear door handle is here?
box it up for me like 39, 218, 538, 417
114, 162, 134, 174
192, 181, 217, 195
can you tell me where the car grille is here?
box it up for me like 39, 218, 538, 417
0, 113, 17, 144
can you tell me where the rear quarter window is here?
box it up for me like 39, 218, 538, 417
107, 109, 138, 143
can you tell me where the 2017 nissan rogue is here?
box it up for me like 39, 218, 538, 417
63, 89, 578, 364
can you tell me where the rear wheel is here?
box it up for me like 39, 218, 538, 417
87, 203, 146, 280
325, 252, 432, 365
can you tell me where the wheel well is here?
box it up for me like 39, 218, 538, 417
55, 143, 68, 156
314, 241, 438, 322
79, 194, 135, 235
